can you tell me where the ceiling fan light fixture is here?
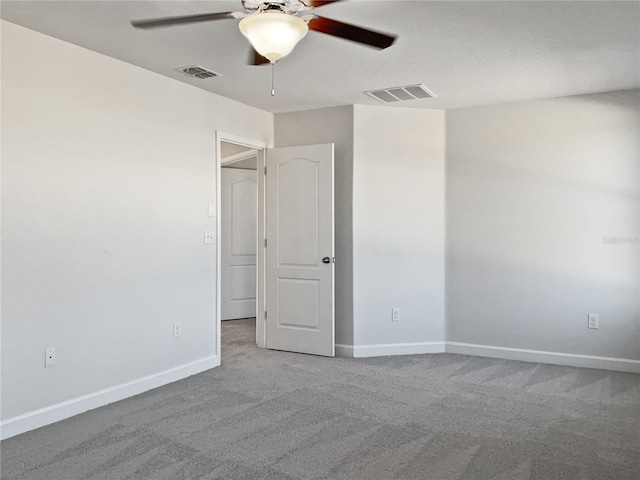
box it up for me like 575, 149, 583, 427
239, 12, 308, 63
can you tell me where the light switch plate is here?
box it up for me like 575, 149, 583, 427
45, 347, 55, 368
208, 203, 216, 217
204, 229, 215, 245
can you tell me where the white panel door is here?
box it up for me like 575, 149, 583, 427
221, 168, 257, 320
265, 144, 334, 357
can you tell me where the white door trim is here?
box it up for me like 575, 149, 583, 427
256, 149, 267, 348
215, 132, 268, 359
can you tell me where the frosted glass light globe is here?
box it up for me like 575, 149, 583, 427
239, 12, 308, 63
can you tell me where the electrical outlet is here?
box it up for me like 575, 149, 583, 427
392, 308, 400, 322
173, 322, 182, 338
588, 314, 599, 329
204, 229, 215, 245
208, 202, 216, 217
45, 347, 56, 368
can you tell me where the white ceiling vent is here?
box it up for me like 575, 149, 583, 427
365, 84, 436, 103
176, 65, 222, 79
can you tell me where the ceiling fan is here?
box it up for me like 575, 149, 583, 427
131, 0, 397, 66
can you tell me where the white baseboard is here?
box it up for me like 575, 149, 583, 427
445, 342, 640, 373
3, 342, 637, 440
335, 344, 355, 357
336, 342, 446, 358
0, 355, 219, 440
335, 340, 640, 373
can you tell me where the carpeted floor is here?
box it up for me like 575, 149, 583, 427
2, 318, 639, 480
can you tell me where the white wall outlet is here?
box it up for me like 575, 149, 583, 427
45, 347, 56, 368
173, 322, 182, 338
204, 229, 215, 245
208, 202, 216, 217
392, 308, 400, 322
588, 314, 599, 329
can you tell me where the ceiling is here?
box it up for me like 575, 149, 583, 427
221, 142, 257, 169
222, 156, 258, 170
2, 1, 638, 113
221, 141, 254, 159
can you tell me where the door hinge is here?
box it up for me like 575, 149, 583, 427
264, 238, 267, 248
265, 311, 267, 319
264, 166, 267, 176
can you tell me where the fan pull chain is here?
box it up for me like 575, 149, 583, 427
271, 63, 275, 96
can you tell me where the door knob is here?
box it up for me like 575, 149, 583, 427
322, 257, 331, 264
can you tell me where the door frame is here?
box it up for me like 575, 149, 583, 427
215, 131, 268, 360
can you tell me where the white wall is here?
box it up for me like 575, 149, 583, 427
0, 21, 273, 428
352, 106, 446, 352
446, 90, 640, 362
274, 106, 354, 346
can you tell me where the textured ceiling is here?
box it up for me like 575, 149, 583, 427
221, 141, 254, 159
2, 1, 639, 113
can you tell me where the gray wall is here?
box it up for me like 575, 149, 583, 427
446, 90, 640, 360
353, 106, 446, 347
274, 106, 355, 346
1, 21, 273, 420
275, 105, 447, 350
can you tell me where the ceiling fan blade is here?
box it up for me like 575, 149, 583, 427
131, 12, 236, 30
307, 16, 397, 50
249, 48, 271, 66
304, 1, 344, 7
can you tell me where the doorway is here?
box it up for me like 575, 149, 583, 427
220, 142, 258, 321
219, 141, 259, 353
215, 132, 336, 361
215, 133, 267, 360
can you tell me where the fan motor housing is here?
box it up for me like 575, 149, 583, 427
242, 0, 307, 14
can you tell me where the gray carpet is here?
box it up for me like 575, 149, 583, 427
2, 318, 639, 480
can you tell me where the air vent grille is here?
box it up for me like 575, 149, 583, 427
176, 65, 222, 79
365, 84, 436, 103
